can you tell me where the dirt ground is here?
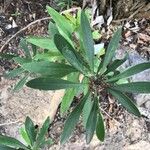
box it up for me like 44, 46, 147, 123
0, 0, 150, 149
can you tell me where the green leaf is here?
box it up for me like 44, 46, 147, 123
5, 67, 24, 78
20, 127, 31, 146
48, 22, 59, 38
31, 44, 37, 56
0, 145, 17, 150
86, 97, 98, 144
22, 61, 77, 77
39, 138, 53, 148
13, 74, 29, 92
33, 51, 63, 61
25, 117, 37, 146
107, 62, 150, 82
112, 82, 150, 93
81, 77, 90, 95
26, 78, 84, 90
102, 28, 122, 69
60, 72, 79, 114
0, 52, 17, 60
54, 34, 87, 74
20, 38, 31, 59
104, 56, 127, 75
108, 88, 141, 116
96, 111, 105, 142
92, 30, 101, 40
46, 6, 73, 39
60, 88, 76, 114
36, 117, 50, 147
0, 135, 28, 150
13, 57, 32, 65
26, 37, 58, 51
61, 92, 90, 144
80, 11, 94, 72
82, 94, 93, 127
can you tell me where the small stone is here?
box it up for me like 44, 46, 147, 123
125, 141, 150, 150
145, 100, 150, 109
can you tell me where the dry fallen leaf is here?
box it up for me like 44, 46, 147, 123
138, 33, 150, 42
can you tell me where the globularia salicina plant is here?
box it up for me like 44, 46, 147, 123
0, 117, 53, 150
1, 6, 150, 145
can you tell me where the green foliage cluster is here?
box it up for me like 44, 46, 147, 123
54, 0, 74, 10
0, 117, 53, 150
0, 6, 150, 147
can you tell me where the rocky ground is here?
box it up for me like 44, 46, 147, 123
0, 0, 150, 149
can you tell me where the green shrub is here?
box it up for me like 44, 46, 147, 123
1, 6, 150, 144
0, 117, 53, 150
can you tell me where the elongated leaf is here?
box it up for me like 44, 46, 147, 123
26, 78, 84, 90
82, 94, 93, 127
0, 135, 28, 150
31, 44, 37, 56
22, 61, 77, 77
61, 92, 90, 144
0, 52, 17, 60
104, 56, 127, 75
20, 38, 31, 58
96, 111, 105, 142
81, 76, 90, 95
33, 51, 63, 61
26, 37, 58, 51
46, 6, 73, 38
36, 117, 50, 147
25, 117, 36, 146
20, 127, 31, 146
40, 138, 53, 148
80, 11, 94, 72
107, 62, 150, 82
5, 67, 24, 78
108, 88, 141, 116
86, 97, 98, 144
48, 22, 59, 38
13, 57, 32, 65
54, 34, 87, 74
102, 28, 122, 69
112, 82, 150, 93
60, 73, 79, 114
60, 88, 75, 114
13, 74, 29, 92
0, 145, 17, 150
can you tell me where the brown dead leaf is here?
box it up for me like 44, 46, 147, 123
124, 30, 132, 38
129, 44, 137, 49
138, 33, 150, 42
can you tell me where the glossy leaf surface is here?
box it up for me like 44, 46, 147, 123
96, 112, 105, 141
86, 97, 98, 144
107, 62, 150, 82
0, 135, 28, 150
102, 28, 122, 69
61, 92, 90, 144
54, 34, 87, 74
26, 78, 84, 90
112, 82, 150, 93
108, 88, 141, 116
25, 116, 37, 146
22, 61, 77, 77
81, 11, 94, 71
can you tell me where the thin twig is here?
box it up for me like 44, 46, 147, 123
0, 17, 51, 52
101, 108, 121, 125
0, 120, 22, 127
0, 7, 80, 52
